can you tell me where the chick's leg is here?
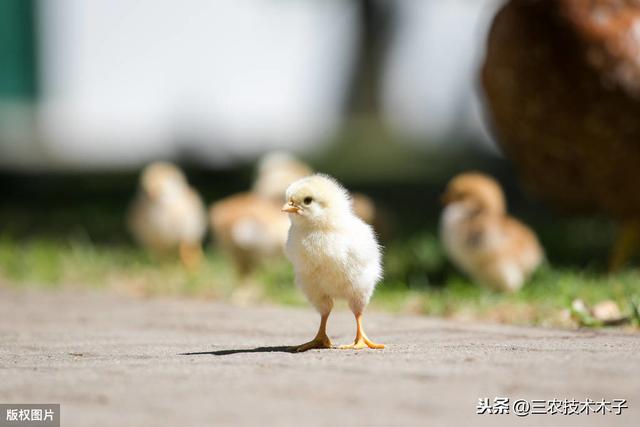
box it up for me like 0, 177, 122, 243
609, 220, 640, 272
339, 313, 385, 350
180, 242, 203, 270
292, 313, 332, 352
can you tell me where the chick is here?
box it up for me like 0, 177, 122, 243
351, 192, 376, 226
252, 151, 313, 203
283, 174, 384, 351
210, 152, 312, 275
128, 162, 207, 268
210, 193, 290, 275
440, 173, 543, 292
254, 152, 379, 226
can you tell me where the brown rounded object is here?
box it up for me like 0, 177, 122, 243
482, 0, 640, 219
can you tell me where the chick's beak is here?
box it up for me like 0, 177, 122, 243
282, 202, 301, 214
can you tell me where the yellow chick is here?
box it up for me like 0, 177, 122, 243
128, 162, 207, 268
210, 152, 312, 275
283, 174, 385, 352
440, 173, 543, 292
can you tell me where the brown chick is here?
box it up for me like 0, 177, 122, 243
210, 193, 290, 275
352, 192, 376, 225
482, 0, 640, 270
440, 173, 544, 292
209, 152, 312, 275
351, 192, 394, 242
128, 162, 207, 268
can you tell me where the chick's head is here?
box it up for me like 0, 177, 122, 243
253, 152, 313, 202
442, 173, 506, 216
282, 174, 352, 228
140, 162, 187, 201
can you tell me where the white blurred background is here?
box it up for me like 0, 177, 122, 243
0, 0, 503, 170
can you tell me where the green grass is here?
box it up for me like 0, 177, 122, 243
0, 236, 234, 298
1, 233, 638, 329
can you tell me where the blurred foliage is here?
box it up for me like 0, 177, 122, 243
384, 231, 448, 288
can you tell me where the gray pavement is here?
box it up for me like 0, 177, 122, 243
0, 288, 638, 426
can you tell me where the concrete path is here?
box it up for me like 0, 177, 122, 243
0, 288, 638, 426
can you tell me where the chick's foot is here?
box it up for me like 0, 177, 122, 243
340, 313, 385, 350
292, 313, 333, 352
339, 335, 385, 350
180, 242, 203, 270
291, 335, 333, 353
609, 220, 640, 272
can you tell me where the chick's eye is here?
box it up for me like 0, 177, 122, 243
303, 196, 313, 205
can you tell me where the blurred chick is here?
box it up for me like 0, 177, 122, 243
210, 193, 290, 276
351, 193, 376, 225
128, 162, 206, 268
440, 173, 543, 292
254, 151, 380, 227
283, 174, 384, 351
252, 152, 313, 203
210, 152, 312, 275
